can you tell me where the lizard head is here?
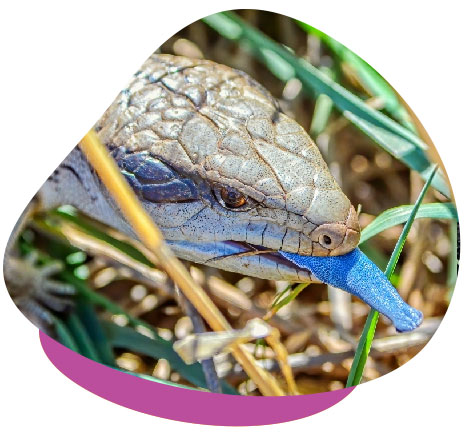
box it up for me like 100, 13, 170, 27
97, 54, 360, 282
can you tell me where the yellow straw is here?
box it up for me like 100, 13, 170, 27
79, 129, 284, 396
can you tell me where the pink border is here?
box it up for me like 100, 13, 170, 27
40, 331, 354, 426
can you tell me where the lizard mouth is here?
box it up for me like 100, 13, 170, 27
166, 239, 318, 282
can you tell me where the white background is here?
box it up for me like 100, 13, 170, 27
1, 1, 462, 432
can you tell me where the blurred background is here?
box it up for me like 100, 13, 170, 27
6, 10, 458, 395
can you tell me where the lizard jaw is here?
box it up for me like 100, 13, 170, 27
166, 240, 319, 283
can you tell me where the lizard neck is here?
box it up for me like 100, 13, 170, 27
40, 147, 135, 236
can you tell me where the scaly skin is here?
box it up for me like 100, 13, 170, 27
40, 54, 360, 283
5, 54, 423, 333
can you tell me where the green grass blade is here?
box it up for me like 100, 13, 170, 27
52, 316, 80, 353
203, 12, 426, 149
310, 93, 333, 138
65, 311, 102, 362
271, 283, 293, 308
60, 269, 166, 336
447, 220, 458, 300
53, 207, 154, 267
297, 21, 415, 131
113, 367, 200, 390
25, 229, 150, 335
102, 321, 238, 394
203, 12, 449, 198
360, 202, 458, 244
271, 283, 308, 313
344, 111, 450, 197
346, 309, 379, 386
58, 269, 237, 394
28, 229, 238, 391
309, 67, 335, 137
75, 299, 116, 366
346, 166, 438, 387
359, 242, 389, 271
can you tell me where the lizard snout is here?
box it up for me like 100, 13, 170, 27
310, 205, 361, 256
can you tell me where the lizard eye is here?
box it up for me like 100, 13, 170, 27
220, 187, 247, 208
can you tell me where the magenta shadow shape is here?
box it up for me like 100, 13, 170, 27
40, 331, 354, 426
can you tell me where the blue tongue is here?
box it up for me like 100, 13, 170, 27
280, 248, 422, 332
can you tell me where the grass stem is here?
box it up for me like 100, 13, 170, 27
79, 129, 284, 396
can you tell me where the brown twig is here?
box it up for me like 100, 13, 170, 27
265, 329, 299, 395
224, 318, 440, 380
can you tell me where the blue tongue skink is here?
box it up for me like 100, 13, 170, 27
280, 248, 423, 332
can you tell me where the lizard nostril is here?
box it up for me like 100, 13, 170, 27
321, 234, 332, 247
312, 224, 348, 253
